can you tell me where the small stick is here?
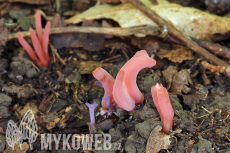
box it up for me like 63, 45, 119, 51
49, 43, 66, 65
192, 38, 230, 60
100, 54, 121, 63
129, 0, 228, 66
201, 61, 230, 77
8, 26, 160, 40
201, 106, 212, 114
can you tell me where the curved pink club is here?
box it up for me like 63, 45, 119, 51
113, 50, 156, 111
151, 83, 174, 133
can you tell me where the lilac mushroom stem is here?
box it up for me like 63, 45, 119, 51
102, 95, 116, 116
85, 102, 98, 123
95, 81, 103, 87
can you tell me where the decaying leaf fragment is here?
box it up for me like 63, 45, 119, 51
162, 66, 177, 89
4, 142, 29, 153
157, 46, 194, 63
19, 102, 38, 118
146, 125, 172, 153
190, 84, 208, 101
76, 61, 111, 74
59, 105, 76, 123
46, 117, 60, 130
182, 84, 208, 105
170, 69, 193, 94
2, 85, 35, 98
66, 0, 230, 40
51, 20, 104, 51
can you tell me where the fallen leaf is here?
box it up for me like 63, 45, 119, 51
66, 0, 230, 40
190, 84, 208, 100
81, 20, 104, 51
50, 13, 64, 28
157, 46, 194, 63
2, 85, 35, 98
170, 69, 193, 94
4, 142, 29, 153
19, 102, 38, 118
76, 61, 111, 74
51, 20, 104, 51
46, 117, 60, 130
182, 95, 200, 106
162, 66, 177, 89
146, 125, 172, 153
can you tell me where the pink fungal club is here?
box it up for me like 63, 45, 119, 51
113, 50, 156, 111
93, 67, 120, 114
92, 50, 156, 113
151, 83, 174, 133
85, 102, 98, 123
17, 10, 50, 67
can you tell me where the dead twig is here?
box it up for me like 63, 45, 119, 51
100, 54, 121, 63
129, 0, 228, 66
192, 37, 230, 60
49, 43, 66, 65
8, 26, 160, 40
201, 61, 230, 77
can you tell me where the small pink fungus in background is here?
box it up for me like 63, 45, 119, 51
151, 83, 174, 133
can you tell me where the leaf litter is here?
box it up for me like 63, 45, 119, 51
66, 0, 230, 40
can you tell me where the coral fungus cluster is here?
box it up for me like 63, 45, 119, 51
92, 50, 174, 133
93, 50, 156, 112
17, 11, 50, 67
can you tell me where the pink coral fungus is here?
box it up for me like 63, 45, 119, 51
17, 11, 50, 67
113, 50, 156, 111
151, 83, 174, 133
92, 67, 120, 114
93, 50, 156, 113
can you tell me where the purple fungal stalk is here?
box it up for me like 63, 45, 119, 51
85, 101, 98, 123
102, 95, 116, 116
94, 81, 103, 87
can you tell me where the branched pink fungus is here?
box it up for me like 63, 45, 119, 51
151, 83, 174, 133
93, 67, 120, 114
113, 50, 156, 111
17, 11, 50, 67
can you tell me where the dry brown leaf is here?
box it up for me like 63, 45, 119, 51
157, 46, 194, 63
51, 20, 104, 51
162, 66, 178, 89
146, 125, 172, 153
170, 69, 193, 94
182, 94, 200, 106
2, 85, 35, 98
76, 61, 111, 74
19, 102, 38, 118
4, 142, 29, 153
65, 0, 230, 40
46, 117, 60, 130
